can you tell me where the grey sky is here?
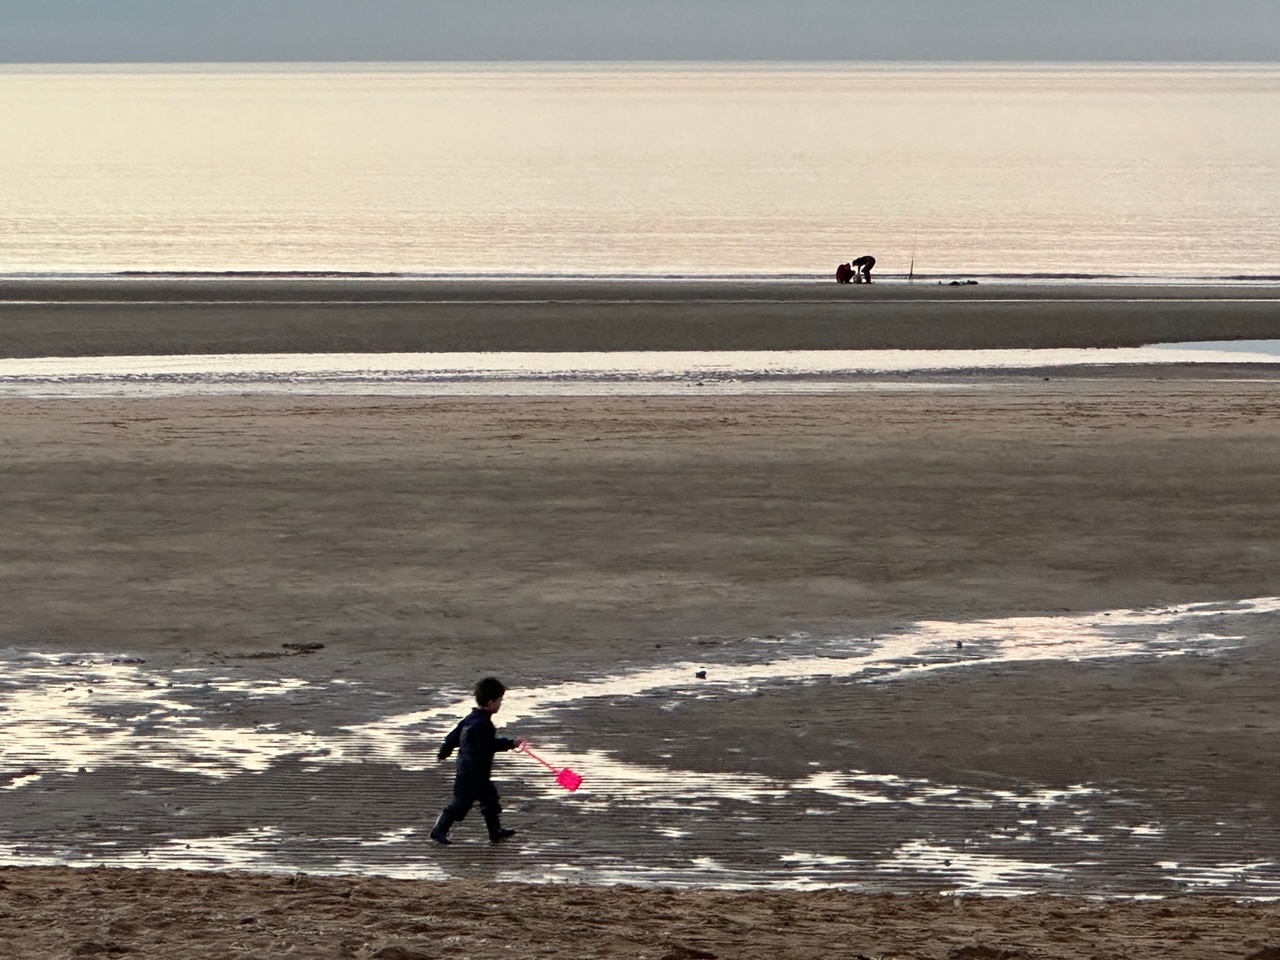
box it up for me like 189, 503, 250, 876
2, 1, 1278, 63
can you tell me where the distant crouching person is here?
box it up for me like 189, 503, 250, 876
852, 255, 875, 283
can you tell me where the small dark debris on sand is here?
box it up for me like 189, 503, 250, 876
223, 642, 325, 660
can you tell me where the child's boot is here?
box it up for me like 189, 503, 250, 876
429, 813, 454, 845
484, 810, 516, 842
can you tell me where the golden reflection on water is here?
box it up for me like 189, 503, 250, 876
1, 65, 1278, 277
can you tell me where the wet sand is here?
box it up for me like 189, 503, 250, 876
4, 383, 1280, 661
1, 277, 1279, 356
2, 283, 1280, 956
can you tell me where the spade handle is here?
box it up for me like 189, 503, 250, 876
519, 743, 561, 773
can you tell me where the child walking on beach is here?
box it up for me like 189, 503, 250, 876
430, 677, 526, 845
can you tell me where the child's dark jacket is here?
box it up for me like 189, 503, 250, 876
438, 707, 517, 787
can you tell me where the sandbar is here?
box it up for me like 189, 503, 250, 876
1, 278, 1278, 356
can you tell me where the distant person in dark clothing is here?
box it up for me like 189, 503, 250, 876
430, 676, 526, 845
835, 262, 855, 284
852, 255, 876, 283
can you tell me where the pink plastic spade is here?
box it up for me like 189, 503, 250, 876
519, 743, 584, 792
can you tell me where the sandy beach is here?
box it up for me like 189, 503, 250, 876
2, 281, 1280, 957
2, 867, 1280, 960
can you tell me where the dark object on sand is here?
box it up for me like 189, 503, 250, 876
695, 670, 707, 679
835, 262, 854, 284
946, 279, 979, 286
851, 255, 875, 283
225, 641, 325, 660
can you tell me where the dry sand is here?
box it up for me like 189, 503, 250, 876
2, 867, 1280, 960
2, 282, 1280, 957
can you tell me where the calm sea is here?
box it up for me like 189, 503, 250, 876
2, 62, 1277, 281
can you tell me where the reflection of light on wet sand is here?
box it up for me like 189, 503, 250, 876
2, 598, 1277, 784
1, 770, 41, 791
345, 597, 1280, 769
1118, 823, 1166, 837
3, 597, 1280, 894
524, 749, 788, 807
1158, 860, 1280, 895
0, 656, 324, 781
5, 825, 451, 881
781, 851, 859, 876
1, 341, 1279, 398
775, 841, 1095, 896
795, 770, 1101, 809
879, 840, 1067, 895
